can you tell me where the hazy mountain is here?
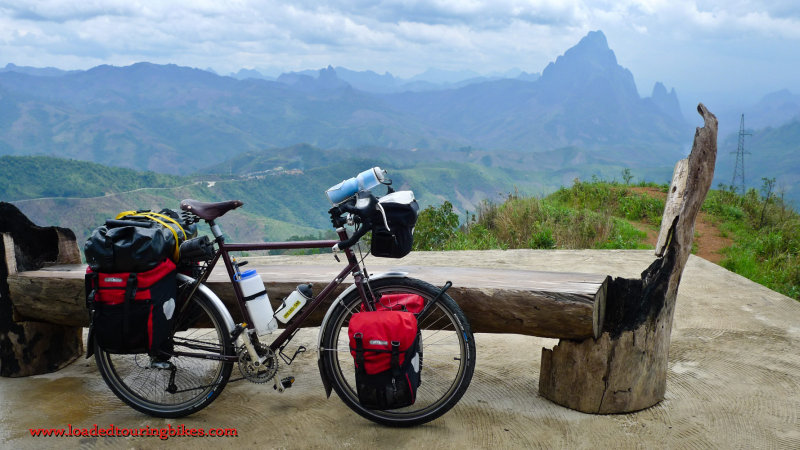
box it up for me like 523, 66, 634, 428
278, 66, 504, 94
0, 62, 465, 173
744, 89, 800, 131
0, 63, 80, 77
383, 31, 688, 165
333, 67, 400, 93
715, 118, 800, 204
650, 82, 684, 123
5, 30, 791, 183
276, 66, 350, 91
277, 66, 533, 94
538, 30, 638, 101
716, 89, 800, 138
516, 72, 541, 82
230, 68, 275, 81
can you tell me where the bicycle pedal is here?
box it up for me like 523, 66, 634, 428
149, 359, 173, 370
274, 376, 295, 391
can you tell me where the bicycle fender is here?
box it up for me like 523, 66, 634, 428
315, 271, 408, 398
177, 274, 236, 335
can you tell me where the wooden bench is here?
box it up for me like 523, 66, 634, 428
7, 262, 609, 340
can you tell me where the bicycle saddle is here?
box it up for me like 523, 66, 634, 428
180, 199, 243, 221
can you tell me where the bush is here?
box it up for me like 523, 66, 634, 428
413, 201, 460, 250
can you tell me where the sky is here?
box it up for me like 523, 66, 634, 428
1, 0, 799, 113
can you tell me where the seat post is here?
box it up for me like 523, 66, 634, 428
209, 220, 225, 242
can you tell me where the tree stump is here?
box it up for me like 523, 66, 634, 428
0, 203, 83, 377
538, 104, 718, 413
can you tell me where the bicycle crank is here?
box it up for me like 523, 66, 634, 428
237, 343, 278, 383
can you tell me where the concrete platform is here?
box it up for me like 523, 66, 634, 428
1, 250, 798, 448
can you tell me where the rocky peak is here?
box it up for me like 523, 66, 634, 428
539, 30, 638, 100
650, 82, 684, 122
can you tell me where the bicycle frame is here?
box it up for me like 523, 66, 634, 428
173, 224, 376, 363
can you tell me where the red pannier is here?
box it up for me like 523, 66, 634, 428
348, 309, 422, 410
370, 293, 424, 313
360, 293, 425, 314
86, 259, 177, 356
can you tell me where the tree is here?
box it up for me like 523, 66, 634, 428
413, 201, 459, 250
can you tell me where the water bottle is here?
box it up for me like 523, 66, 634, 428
325, 167, 386, 204
275, 284, 313, 324
237, 269, 278, 334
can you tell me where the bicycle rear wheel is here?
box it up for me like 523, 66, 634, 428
94, 290, 234, 418
320, 276, 475, 426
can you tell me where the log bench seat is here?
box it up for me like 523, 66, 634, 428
8, 262, 609, 340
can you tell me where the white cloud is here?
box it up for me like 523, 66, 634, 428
0, 0, 797, 102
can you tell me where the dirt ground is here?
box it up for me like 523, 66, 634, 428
630, 186, 733, 263
1, 250, 798, 449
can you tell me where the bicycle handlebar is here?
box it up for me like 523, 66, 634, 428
331, 191, 380, 252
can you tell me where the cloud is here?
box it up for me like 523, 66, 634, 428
2, 0, 145, 23
0, 0, 797, 103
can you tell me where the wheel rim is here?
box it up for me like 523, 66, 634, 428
327, 284, 470, 421
96, 295, 230, 414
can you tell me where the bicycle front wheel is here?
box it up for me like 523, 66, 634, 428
94, 291, 234, 418
321, 276, 475, 426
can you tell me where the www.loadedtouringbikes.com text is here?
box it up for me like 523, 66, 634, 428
29, 424, 238, 440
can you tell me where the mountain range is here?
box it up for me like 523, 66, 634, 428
1, 30, 798, 207
1, 31, 688, 173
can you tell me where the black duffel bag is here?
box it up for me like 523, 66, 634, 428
85, 209, 196, 273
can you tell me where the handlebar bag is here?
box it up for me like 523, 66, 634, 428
349, 310, 422, 410
371, 191, 419, 259
86, 259, 177, 357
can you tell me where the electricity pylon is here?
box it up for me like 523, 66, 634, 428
730, 114, 751, 195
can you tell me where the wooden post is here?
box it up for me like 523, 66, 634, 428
0, 203, 83, 377
538, 104, 718, 413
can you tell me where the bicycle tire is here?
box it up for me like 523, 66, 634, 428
94, 290, 234, 418
320, 276, 475, 426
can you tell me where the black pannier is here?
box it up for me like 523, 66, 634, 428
371, 191, 419, 259
348, 309, 422, 410
84, 208, 195, 358
86, 259, 177, 356
85, 209, 196, 273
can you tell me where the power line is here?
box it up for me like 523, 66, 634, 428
730, 114, 751, 195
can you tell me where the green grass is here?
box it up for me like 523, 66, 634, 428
413, 180, 656, 253
548, 179, 666, 226
703, 184, 800, 300
413, 179, 799, 300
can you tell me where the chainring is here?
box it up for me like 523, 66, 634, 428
237, 343, 278, 383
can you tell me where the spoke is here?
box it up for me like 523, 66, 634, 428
423, 332, 460, 347
418, 311, 450, 330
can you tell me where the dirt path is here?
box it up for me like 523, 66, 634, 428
630, 186, 732, 264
